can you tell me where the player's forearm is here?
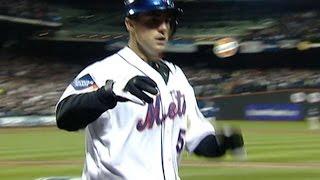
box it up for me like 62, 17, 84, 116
194, 129, 244, 158
56, 87, 117, 131
193, 134, 226, 157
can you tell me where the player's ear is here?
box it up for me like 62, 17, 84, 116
125, 17, 135, 32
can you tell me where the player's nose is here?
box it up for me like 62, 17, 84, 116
158, 20, 170, 34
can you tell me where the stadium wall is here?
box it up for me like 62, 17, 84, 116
198, 89, 320, 121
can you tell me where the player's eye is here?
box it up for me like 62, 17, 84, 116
151, 17, 162, 24
139, 13, 172, 29
143, 17, 164, 28
165, 17, 172, 24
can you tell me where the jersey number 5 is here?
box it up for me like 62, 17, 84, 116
176, 129, 186, 153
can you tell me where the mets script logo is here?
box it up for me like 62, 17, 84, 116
136, 90, 186, 131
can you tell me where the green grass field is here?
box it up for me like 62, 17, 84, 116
1, 120, 320, 180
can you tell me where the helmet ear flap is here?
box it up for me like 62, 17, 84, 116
169, 8, 183, 37
170, 19, 178, 37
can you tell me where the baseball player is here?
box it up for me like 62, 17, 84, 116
56, 0, 245, 179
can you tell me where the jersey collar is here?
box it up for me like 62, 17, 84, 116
117, 46, 170, 86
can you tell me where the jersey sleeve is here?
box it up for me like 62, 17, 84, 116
58, 64, 101, 104
55, 61, 119, 131
174, 66, 215, 153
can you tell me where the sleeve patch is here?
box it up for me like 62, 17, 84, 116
71, 74, 98, 91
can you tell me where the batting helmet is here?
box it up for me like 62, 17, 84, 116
124, 0, 182, 34
124, 0, 182, 17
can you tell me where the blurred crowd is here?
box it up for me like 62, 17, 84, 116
0, 0, 61, 22
0, 53, 81, 117
1, 1, 319, 117
243, 11, 320, 42
10, 1, 317, 45
183, 66, 320, 97
0, 53, 319, 117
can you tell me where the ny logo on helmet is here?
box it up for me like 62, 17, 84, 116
163, 0, 174, 6
125, 0, 134, 4
125, 0, 174, 5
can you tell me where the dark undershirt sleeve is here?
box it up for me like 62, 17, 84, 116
56, 86, 117, 131
193, 134, 226, 157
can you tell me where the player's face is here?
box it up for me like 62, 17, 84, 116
127, 11, 173, 60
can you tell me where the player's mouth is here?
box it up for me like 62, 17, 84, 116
155, 37, 167, 45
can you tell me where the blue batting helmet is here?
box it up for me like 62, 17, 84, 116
124, 0, 182, 17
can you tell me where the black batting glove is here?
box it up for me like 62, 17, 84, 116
216, 126, 245, 154
193, 126, 245, 160
104, 76, 158, 105
124, 76, 158, 104
224, 129, 244, 150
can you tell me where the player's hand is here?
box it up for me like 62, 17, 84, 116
222, 126, 244, 150
105, 76, 158, 105
217, 126, 246, 160
123, 76, 158, 104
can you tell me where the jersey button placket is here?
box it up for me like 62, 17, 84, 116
163, 120, 176, 179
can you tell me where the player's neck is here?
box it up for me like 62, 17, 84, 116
127, 41, 162, 63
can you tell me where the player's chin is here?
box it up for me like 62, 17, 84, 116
154, 43, 167, 52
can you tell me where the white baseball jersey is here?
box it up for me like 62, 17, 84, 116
58, 47, 215, 180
